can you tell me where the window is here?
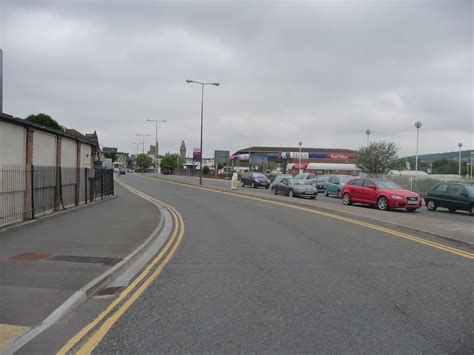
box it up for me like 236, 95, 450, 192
447, 184, 464, 195
362, 180, 373, 188
350, 179, 363, 187
434, 184, 448, 193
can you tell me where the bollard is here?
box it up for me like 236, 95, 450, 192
231, 172, 238, 190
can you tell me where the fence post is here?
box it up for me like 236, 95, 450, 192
31, 165, 35, 219
84, 168, 88, 204
112, 171, 114, 195
100, 169, 104, 199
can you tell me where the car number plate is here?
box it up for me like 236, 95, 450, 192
407, 200, 418, 205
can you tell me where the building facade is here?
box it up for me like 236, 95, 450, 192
0, 113, 106, 228
231, 146, 360, 175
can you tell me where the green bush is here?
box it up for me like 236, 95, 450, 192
202, 165, 210, 174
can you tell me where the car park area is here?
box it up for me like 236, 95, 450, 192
149, 174, 474, 248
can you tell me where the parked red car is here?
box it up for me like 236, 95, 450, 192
341, 178, 422, 211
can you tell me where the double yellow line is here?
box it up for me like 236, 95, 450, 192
140, 175, 474, 260
58, 180, 185, 354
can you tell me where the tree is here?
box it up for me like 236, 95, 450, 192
25, 113, 64, 132
104, 151, 117, 162
202, 165, 210, 174
356, 141, 399, 174
136, 154, 153, 171
217, 163, 224, 170
160, 153, 181, 170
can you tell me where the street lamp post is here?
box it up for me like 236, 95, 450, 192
415, 121, 422, 178
298, 141, 303, 174
186, 79, 220, 185
458, 142, 463, 176
470, 150, 473, 179
146, 119, 167, 176
132, 142, 140, 156
136, 134, 151, 155
365, 129, 371, 146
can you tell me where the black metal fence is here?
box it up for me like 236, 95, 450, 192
0, 164, 114, 227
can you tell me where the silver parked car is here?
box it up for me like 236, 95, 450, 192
294, 173, 317, 186
273, 178, 317, 199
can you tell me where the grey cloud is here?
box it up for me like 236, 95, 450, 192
1, 0, 472, 156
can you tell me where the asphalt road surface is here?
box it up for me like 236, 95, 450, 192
83, 174, 474, 353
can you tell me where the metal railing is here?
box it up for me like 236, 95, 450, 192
0, 164, 28, 226
0, 164, 114, 228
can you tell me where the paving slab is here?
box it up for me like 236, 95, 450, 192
0, 183, 160, 351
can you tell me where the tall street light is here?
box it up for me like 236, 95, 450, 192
298, 141, 303, 174
131, 142, 140, 156
458, 142, 463, 176
146, 119, 167, 176
136, 134, 151, 155
414, 121, 422, 178
470, 150, 473, 179
186, 79, 220, 185
365, 129, 371, 146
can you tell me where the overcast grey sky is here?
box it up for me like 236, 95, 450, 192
1, 0, 472, 157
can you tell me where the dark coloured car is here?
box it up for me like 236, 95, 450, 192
294, 173, 317, 186
424, 183, 474, 214
273, 178, 317, 199
314, 175, 329, 192
270, 174, 293, 193
241, 171, 270, 189
119, 168, 126, 175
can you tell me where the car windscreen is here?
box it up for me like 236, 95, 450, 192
463, 185, 474, 195
294, 174, 307, 179
375, 180, 402, 189
316, 176, 328, 182
289, 178, 306, 185
253, 173, 266, 178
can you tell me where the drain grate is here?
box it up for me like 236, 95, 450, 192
9, 252, 54, 261
49, 255, 122, 266
96, 286, 123, 296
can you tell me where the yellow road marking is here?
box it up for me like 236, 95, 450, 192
0, 324, 30, 351
138, 175, 474, 260
58, 179, 185, 354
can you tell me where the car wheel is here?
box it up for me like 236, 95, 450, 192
324, 190, 329, 197
469, 206, 473, 215
241, 180, 245, 187
310, 196, 316, 200
426, 200, 437, 211
377, 196, 389, 211
274, 188, 278, 195
406, 208, 417, 212
265, 185, 269, 189
337, 190, 342, 198
289, 189, 294, 198
448, 208, 456, 213
342, 193, 352, 205
252, 182, 256, 188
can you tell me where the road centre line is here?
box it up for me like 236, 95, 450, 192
138, 175, 474, 260
58, 179, 185, 354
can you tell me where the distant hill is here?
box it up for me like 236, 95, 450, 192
404, 150, 472, 163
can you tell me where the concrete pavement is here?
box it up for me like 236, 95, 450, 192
150, 174, 474, 247
0, 183, 160, 351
